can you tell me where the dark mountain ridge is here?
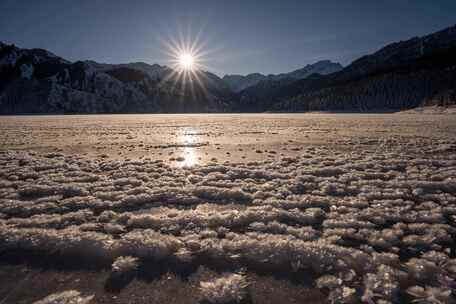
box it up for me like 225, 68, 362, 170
234, 24, 456, 112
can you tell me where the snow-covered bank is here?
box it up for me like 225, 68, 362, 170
398, 106, 456, 115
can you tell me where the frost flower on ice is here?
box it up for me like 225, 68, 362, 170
111, 255, 139, 274
33, 290, 94, 304
406, 286, 452, 304
199, 272, 249, 304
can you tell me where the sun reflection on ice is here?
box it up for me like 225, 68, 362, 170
175, 128, 200, 167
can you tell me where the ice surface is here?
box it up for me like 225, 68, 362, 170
0, 113, 455, 303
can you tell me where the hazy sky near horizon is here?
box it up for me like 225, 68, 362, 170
1, 0, 455, 76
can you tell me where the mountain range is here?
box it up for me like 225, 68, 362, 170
233, 24, 456, 112
1, 24, 455, 114
222, 60, 343, 92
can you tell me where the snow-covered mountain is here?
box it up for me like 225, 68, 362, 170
1, 23, 455, 114
0, 44, 233, 114
222, 60, 343, 92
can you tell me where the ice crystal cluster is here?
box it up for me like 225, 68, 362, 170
33, 290, 94, 304
111, 255, 139, 274
0, 138, 455, 303
199, 272, 249, 304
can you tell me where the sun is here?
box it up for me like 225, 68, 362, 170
160, 30, 217, 83
178, 53, 195, 70
161, 30, 213, 74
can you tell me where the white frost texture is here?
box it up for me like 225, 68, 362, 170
111, 255, 139, 274
0, 134, 455, 303
199, 273, 249, 304
32, 290, 94, 304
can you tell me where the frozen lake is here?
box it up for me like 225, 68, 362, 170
0, 113, 455, 303
1, 113, 455, 165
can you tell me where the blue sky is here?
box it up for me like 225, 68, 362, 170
1, 0, 455, 76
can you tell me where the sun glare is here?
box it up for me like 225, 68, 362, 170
179, 53, 194, 70
159, 29, 218, 93
162, 33, 210, 74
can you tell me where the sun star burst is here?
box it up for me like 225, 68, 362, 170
158, 29, 220, 100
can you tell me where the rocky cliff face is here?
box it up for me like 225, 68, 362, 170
0, 44, 233, 114
235, 24, 456, 112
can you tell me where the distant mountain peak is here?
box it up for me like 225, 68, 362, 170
233, 23, 456, 112
222, 60, 343, 92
